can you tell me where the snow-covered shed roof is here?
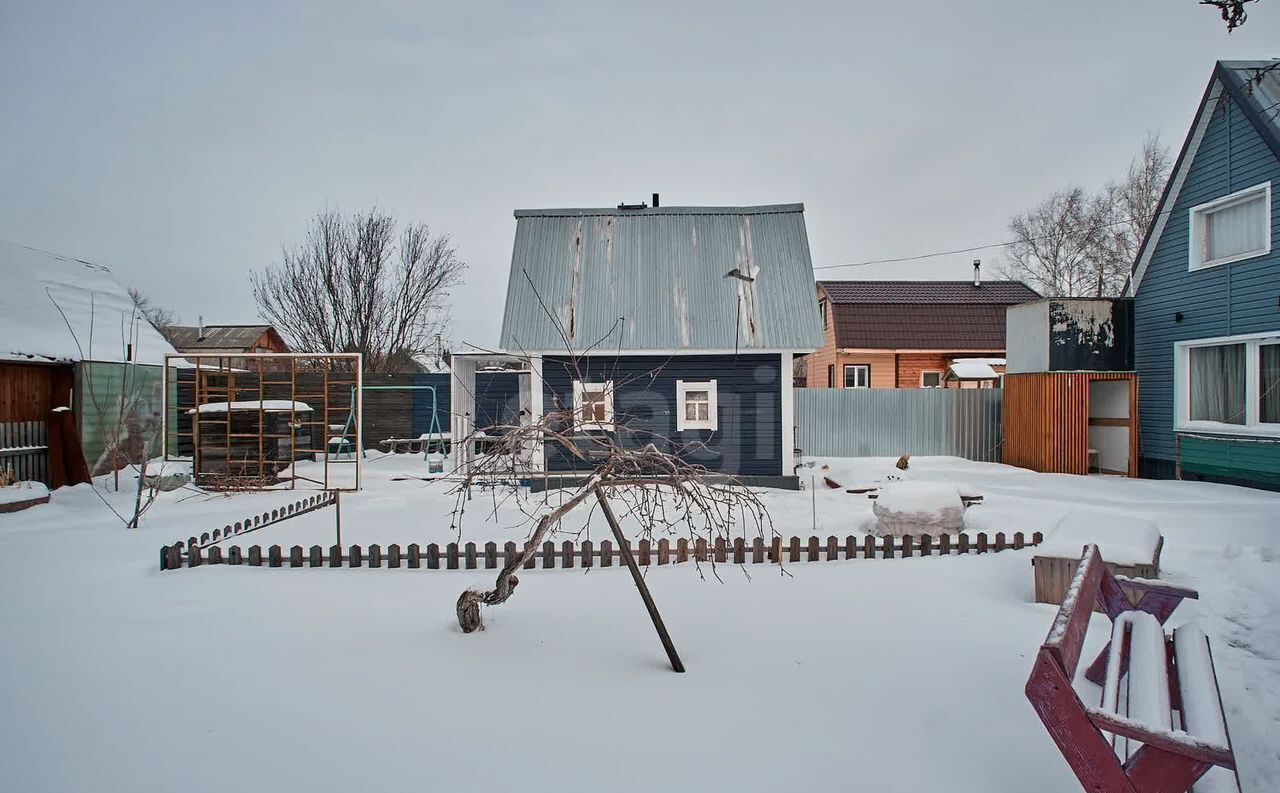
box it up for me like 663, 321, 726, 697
947, 359, 1001, 380
0, 242, 178, 366
499, 204, 823, 352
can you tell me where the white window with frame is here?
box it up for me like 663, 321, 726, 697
920, 371, 942, 388
843, 364, 869, 389
1175, 333, 1280, 437
818, 298, 828, 329
675, 379, 717, 431
572, 380, 613, 431
1188, 182, 1271, 271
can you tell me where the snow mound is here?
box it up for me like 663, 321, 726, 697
0, 481, 50, 505
1036, 510, 1160, 565
873, 482, 964, 537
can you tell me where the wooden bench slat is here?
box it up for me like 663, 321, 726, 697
1172, 625, 1229, 747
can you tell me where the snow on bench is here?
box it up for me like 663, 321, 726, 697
1026, 545, 1239, 791
1035, 510, 1160, 566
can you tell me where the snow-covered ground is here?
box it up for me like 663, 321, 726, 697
1, 454, 1277, 792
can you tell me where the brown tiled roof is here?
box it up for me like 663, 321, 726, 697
818, 280, 1039, 305
818, 280, 1039, 349
830, 303, 1016, 349
167, 325, 278, 351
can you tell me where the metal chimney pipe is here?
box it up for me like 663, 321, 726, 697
197, 314, 204, 340
973, 260, 981, 287
652, 193, 660, 208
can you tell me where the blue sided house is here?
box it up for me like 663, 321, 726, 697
1130, 60, 1280, 488
450, 200, 823, 487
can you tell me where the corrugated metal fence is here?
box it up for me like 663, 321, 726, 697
795, 389, 1002, 461
0, 421, 49, 483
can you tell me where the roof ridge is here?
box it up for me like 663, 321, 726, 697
514, 203, 804, 218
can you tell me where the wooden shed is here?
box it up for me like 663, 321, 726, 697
1003, 298, 1138, 477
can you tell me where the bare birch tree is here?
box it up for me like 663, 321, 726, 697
251, 208, 465, 372
1001, 134, 1171, 297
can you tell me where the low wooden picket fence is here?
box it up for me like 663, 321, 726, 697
160, 530, 1042, 571
168, 490, 339, 554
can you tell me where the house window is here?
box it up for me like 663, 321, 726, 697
843, 364, 870, 389
1176, 334, 1280, 436
921, 371, 942, 388
819, 298, 828, 329
675, 380, 718, 431
827, 365, 835, 388
572, 381, 613, 430
1189, 182, 1271, 270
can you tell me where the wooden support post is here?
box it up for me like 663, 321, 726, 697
581, 540, 594, 568
388, 544, 402, 568
594, 487, 685, 674
329, 544, 342, 567
863, 534, 875, 559
751, 537, 764, 564
407, 543, 421, 568
289, 546, 303, 567
826, 535, 839, 561
484, 542, 497, 569
600, 539, 613, 567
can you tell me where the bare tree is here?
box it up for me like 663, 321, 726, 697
1001, 134, 1171, 297
1200, 0, 1258, 31
251, 208, 465, 372
1001, 187, 1105, 297
128, 287, 179, 337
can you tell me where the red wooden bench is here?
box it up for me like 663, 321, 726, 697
1025, 545, 1240, 792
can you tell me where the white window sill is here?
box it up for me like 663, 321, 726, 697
1189, 247, 1271, 271
574, 424, 615, 433
679, 423, 715, 432
1176, 421, 1280, 439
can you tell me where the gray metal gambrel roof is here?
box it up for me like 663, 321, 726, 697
499, 204, 823, 352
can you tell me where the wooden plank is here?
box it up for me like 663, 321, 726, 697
388, 544, 402, 568
541, 540, 554, 569
562, 540, 574, 569
658, 539, 671, 565
349, 545, 362, 568
714, 538, 727, 563
845, 535, 857, 560
581, 540, 593, 568
447, 542, 460, 570
208, 546, 223, 564
976, 533, 988, 554
289, 545, 304, 567
248, 546, 262, 566
676, 538, 689, 563
826, 535, 839, 561
881, 534, 893, 559
939, 533, 951, 555
789, 536, 801, 563
732, 538, 745, 565
368, 544, 382, 568
464, 542, 477, 570
693, 538, 707, 562
863, 534, 876, 559
329, 545, 341, 568
639, 539, 652, 566
600, 539, 613, 567
484, 542, 497, 569
902, 535, 914, 558
268, 546, 283, 568
502, 541, 516, 570
994, 532, 1007, 552
228, 545, 243, 565
310, 545, 323, 567
919, 534, 932, 557
807, 536, 820, 562
407, 543, 421, 569
524, 541, 537, 570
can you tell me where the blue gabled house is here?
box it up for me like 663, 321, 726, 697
1130, 60, 1280, 488
451, 200, 823, 487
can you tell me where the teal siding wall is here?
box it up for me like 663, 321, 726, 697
1133, 90, 1280, 480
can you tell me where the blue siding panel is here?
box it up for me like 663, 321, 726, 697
1134, 89, 1280, 481
540, 354, 782, 477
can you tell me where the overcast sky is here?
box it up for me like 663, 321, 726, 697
2, 1, 1277, 349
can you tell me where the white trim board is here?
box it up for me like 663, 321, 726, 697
1130, 81, 1224, 295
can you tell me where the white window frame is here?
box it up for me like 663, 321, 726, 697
675, 379, 718, 431
920, 371, 943, 388
1174, 331, 1280, 438
1188, 181, 1272, 271
843, 364, 870, 389
818, 298, 828, 329
572, 380, 614, 431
